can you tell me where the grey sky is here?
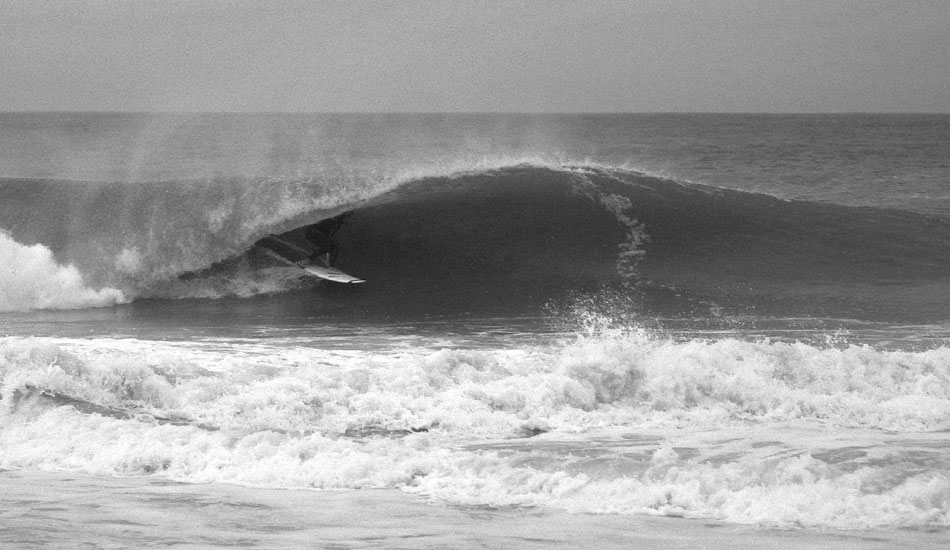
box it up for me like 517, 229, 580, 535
2, 0, 948, 112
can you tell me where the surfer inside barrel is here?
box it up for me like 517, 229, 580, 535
304, 211, 352, 267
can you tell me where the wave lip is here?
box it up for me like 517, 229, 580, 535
0, 232, 126, 312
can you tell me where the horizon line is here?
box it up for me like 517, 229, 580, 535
2, 110, 949, 116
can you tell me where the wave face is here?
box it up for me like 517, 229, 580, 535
2, 163, 950, 320
2, 331, 949, 528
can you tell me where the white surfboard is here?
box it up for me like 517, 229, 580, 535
256, 234, 366, 284
294, 261, 366, 284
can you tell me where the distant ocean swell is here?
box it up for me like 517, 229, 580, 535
1, 332, 948, 527
2, 162, 950, 319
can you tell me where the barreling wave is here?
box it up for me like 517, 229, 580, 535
2, 162, 950, 320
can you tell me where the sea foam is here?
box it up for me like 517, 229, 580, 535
0, 232, 126, 312
2, 332, 949, 528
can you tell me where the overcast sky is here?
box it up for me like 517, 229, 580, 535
2, 0, 948, 112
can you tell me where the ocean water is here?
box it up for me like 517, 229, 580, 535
1, 113, 950, 548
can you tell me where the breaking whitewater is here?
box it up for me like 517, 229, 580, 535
2, 114, 950, 546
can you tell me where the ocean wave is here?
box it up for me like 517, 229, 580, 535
3, 161, 950, 319
2, 332, 949, 528
6, 331, 949, 435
